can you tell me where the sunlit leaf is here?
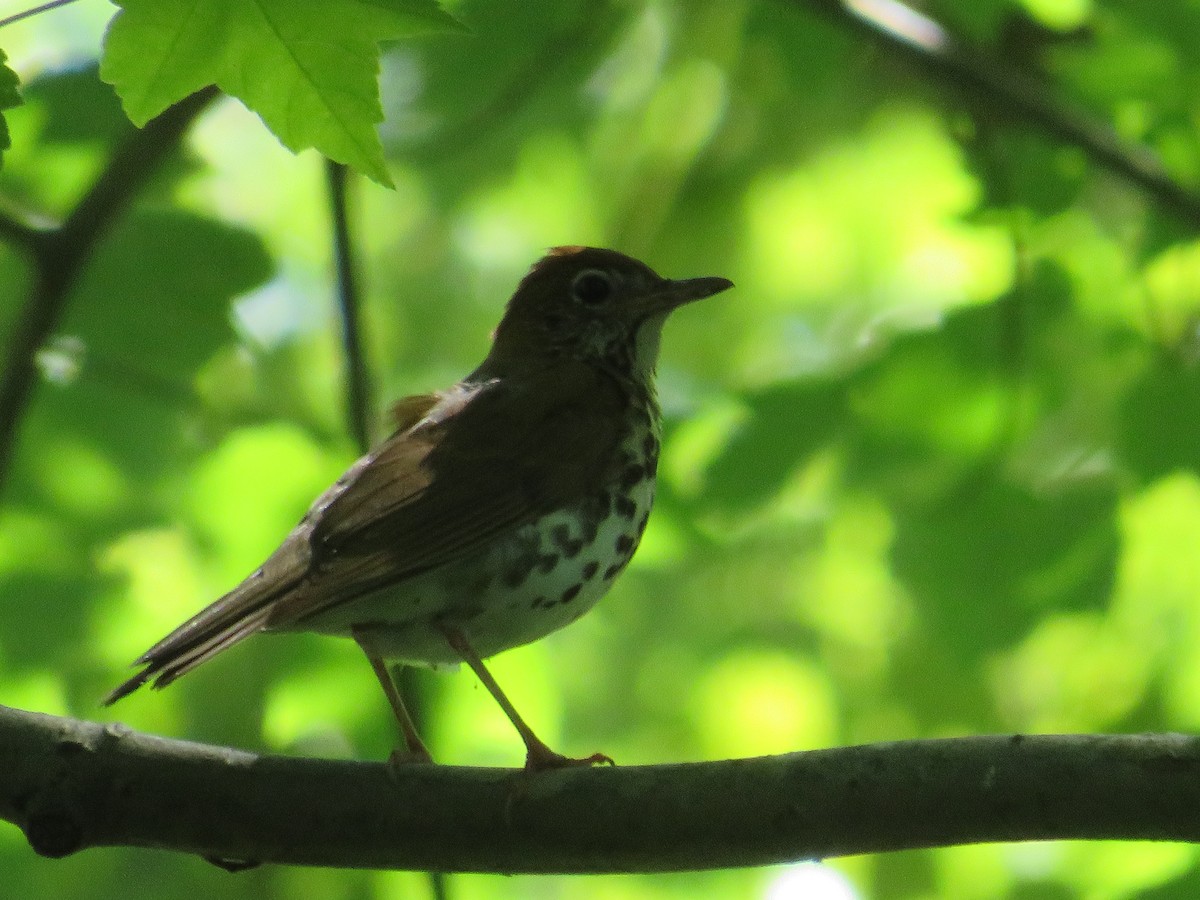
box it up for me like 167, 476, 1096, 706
100, 0, 460, 185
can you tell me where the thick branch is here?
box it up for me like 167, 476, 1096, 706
794, 0, 1200, 230
0, 85, 220, 494
2, 705, 1199, 871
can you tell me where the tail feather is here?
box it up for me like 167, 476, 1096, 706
102, 607, 276, 705
104, 553, 304, 706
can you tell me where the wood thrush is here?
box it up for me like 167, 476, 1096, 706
105, 246, 732, 770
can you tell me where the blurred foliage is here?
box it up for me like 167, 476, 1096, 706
2, 0, 1200, 898
0, 47, 18, 161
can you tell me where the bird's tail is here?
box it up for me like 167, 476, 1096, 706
103, 567, 297, 706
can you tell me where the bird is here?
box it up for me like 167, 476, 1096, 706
105, 246, 733, 770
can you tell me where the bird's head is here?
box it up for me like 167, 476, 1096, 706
485, 246, 732, 383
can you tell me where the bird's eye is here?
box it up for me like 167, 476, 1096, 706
571, 269, 614, 305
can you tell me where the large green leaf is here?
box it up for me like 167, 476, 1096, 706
99, 0, 459, 185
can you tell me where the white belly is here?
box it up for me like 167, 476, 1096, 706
296, 476, 656, 666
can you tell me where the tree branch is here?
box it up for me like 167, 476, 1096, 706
0, 0, 84, 30
0, 85, 220, 495
3, 705, 1200, 871
792, 0, 1200, 230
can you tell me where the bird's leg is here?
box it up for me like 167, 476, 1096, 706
438, 624, 613, 772
354, 630, 434, 765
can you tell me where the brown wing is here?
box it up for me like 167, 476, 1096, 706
269, 363, 626, 624
105, 365, 625, 701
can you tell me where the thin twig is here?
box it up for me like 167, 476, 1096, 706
325, 158, 372, 454
0, 85, 220, 494
0, 0, 84, 30
4, 706, 1200, 870
793, 0, 1200, 230
325, 156, 444, 897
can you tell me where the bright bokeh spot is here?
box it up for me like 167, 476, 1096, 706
182, 423, 349, 578
764, 863, 859, 900
694, 649, 837, 757
1109, 474, 1200, 728
1, 670, 68, 717
587, 3, 668, 112
663, 397, 749, 497
435, 642, 564, 766
851, 346, 1011, 461
1039, 211, 1142, 328
32, 435, 126, 516
991, 612, 1146, 731
456, 135, 600, 275
636, 59, 727, 168
937, 844, 1011, 900
183, 96, 328, 262
1061, 841, 1194, 899
743, 108, 1012, 354
800, 495, 906, 660
1020, 0, 1092, 30
0, 508, 73, 575
95, 528, 207, 663
1143, 238, 1200, 344
263, 648, 375, 754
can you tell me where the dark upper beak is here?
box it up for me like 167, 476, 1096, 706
642, 275, 734, 315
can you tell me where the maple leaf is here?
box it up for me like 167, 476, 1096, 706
100, 0, 459, 186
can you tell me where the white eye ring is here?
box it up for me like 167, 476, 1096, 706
571, 269, 614, 305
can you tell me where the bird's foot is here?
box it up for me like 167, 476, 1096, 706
524, 743, 614, 773
385, 744, 435, 781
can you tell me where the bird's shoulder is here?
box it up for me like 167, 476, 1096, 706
311, 363, 629, 554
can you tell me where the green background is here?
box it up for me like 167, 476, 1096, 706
3, 0, 1200, 897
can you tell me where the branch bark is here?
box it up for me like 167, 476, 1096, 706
793, 0, 1200, 230
2, 704, 1199, 872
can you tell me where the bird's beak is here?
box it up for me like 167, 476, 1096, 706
642, 275, 734, 316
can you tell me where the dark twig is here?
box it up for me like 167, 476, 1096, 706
0, 0, 84, 30
792, 0, 1200, 230
325, 158, 443, 895
325, 159, 373, 453
4, 706, 1200, 870
0, 85, 219, 493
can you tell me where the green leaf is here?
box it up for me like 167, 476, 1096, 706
23, 65, 131, 147
702, 379, 849, 514
99, 0, 459, 186
0, 48, 23, 166
65, 208, 273, 385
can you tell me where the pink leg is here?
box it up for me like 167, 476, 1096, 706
439, 624, 612, 771
354, 630, 433, 765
